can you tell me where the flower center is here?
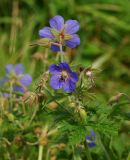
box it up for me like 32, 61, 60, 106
59, 32, 64, 39
60, 70, 69, 81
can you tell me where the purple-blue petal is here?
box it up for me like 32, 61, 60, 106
86, 130, 96, 148
65, 34, 80, 48
13, 86, 25, 92
49, 64, 61, 74
65, 20, 79, 34
50, 75, 61, 90
87, 142, 96, 148
14, 64, 24, 75
20, 74, 32, 86
39, 27, 54, 39
59, 62, 71, 72
51, 44, 60, 52
86, 135, 91, 141
49, 15, 64, 31
70, 72, 78, 83
62, 79, 76, 92
6, 64, 13, 74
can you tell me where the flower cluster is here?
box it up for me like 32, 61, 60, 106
39, 15, 80, 52
39, 15, 80, 92
0, 64, 32, 94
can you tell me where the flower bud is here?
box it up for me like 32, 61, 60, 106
32, 52, 46, 61
48, 101, 58, 109
50, 156, 57, 160
30, 38, 51, 47
79, 108, 87, 122
58, 143, 66, 150
34, 127, 42, 137
69, 102, 75, 108
39, 137, 48, 146
50, 148, 57, 156
13, 135, 24, 146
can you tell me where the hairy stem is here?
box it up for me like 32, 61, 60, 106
84, 141, 93, 160
59, 36, 64, 62
98, 134, 111, 160
38, 145, 43, 160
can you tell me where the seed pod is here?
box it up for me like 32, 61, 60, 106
34, 127, 42, 137
50, 156, 57, 160
58, 143, 66, 150
50, 148, 57, 156
39, 137, 48, 146
13, 135, 24, 146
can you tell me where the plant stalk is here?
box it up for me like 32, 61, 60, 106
84, 141, 93, 160
38, 145, 43, 160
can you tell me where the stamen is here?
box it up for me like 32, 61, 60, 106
60, 70, 69, 81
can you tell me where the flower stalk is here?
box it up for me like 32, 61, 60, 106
38, 145, 44, 160
84, 141, 93, 160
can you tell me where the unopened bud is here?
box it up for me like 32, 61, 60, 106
50, 156, 57, 160
50, 148, 57, 156
14, 135, 24, 146
30, 38, 51, 47
34, 127, 42, 137
39, 137, 48, 146
32, 52, 45, 61
48, 101, 58, 109
58, 143, 66, 150
79, 108, 87, 122
69, 102, 75, 108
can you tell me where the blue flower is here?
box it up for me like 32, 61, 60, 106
0, 64, 32, 93
86, 130, 96, 148
39, 15, 80, 52
49, 62, 78, 92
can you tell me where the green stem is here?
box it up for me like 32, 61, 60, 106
98, 134, 111, 160
28, 104, 39, 126
38, 145, 43, 160
60, 45, 64, 62
84, 141, 93, 160
59, 36, 64, 62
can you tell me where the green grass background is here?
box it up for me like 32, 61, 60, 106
0, 0, 130, 100
0, 0, 130, 159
